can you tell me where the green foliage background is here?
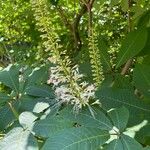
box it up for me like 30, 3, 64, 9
0, 0, 150, 149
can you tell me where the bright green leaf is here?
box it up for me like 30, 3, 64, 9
111, 0, 120, 6
19, 112, 37, 130
0, 127, 38, 150
116, 28, 147, 68
120, 0, 128, 12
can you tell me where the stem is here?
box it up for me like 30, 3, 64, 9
127, 0, 132, 32
121, 58, 132, 75
121, 0, 132, 75
8, 102, 19, 119
87, 0, 95, 36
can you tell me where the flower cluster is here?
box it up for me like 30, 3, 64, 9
47, 64, 100, 113
88, 27, 104, 87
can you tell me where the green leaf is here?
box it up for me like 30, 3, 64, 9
110, 0, 119, 6
18, 95, 56, 113
135, 123, 150, 145
105, 134, 143, 150
0, 93, 10, 105
108, 107, 129, 131
116, 28, 148, 68
60, 106, 113, 131
143, 146, 150, 150
137, 10, 150, 28
26, 66, 48, 86
96, 88, 150, 125
25, 85, 54, 98
120, 0, 128, 12
50, 0, 59, 6
79, 62, 93, 82
0, 127, 38, 150
133, 64, 150, 98
138, 27, 150, 56
42, 127, 109, 150
33, 115, 74, 138
98, 38, 112, 71
0, 102, 18, 131
112, 74, 132, 90
0, 65, 19, 93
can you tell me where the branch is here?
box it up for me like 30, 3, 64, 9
121, 0, 132, 75
56, 2, 89, 52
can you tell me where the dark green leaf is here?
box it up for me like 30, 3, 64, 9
96, 88, 150, 125
33, 115, 74, 138
105, 134, 143, 150
112, 74, 133, 90
135, 123, 150, 145
42, 127, 109, 150
143, 146, 150, 150
108, 107, 129, 131
60, 106, 113, 131
0, 93, 10, 105
25, 85, 54, 98
133, 64, 150, 98
98, 38, 112, 71
0, 102, 18, 131
138, 27, 150, 56
26, 66, 48, 86
0, 65, 19, 93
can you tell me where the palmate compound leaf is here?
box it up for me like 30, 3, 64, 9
96, 88, 150, 126
42, 127, 110, 150
33, 106, 113, 140
108, 107, 129, 132
104, 134, 143, 150
0, 65, 19, 93
0, 127, 38, 150
116, 28, 147, 68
